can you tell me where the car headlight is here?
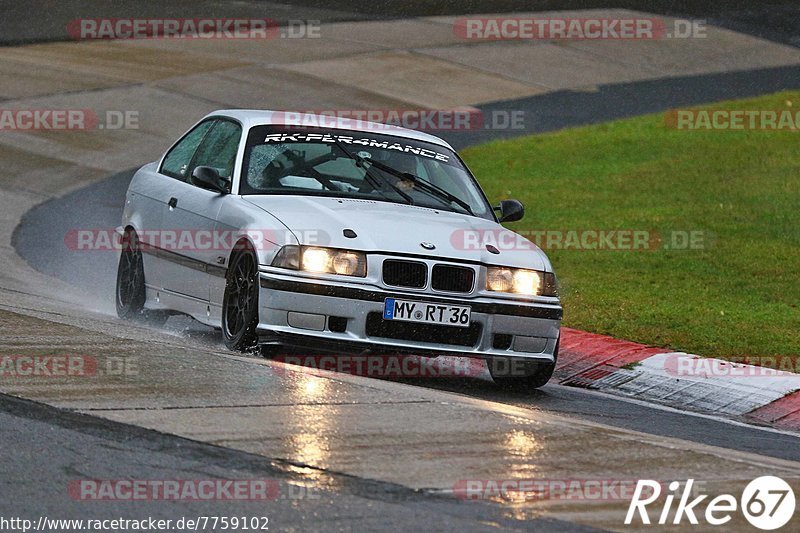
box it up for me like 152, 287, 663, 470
486, 267, 558, 296
272, 245, 367, 277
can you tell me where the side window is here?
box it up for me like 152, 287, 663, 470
160, 120, 215, 181
188, 120, 242, 186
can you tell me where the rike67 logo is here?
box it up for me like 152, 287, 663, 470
626, 477, 795, 530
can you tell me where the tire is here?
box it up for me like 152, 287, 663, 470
115, 229, 168, 326
116, 229, 147, 319
222, 246, 260, 352
489, 339, 559, 390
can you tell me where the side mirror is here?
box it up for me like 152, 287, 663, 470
191, 166, 229, 194
495, 199, 525, 223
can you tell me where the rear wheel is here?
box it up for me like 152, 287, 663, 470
115, 229, 168, 326
489, 339, 559, 390
222, 246, 260, 352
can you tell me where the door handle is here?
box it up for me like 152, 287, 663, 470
168, 197, 178, 209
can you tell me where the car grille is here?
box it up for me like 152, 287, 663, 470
365, 312, 482, 347
431, 265, 475, 293
382, 259, 427, 288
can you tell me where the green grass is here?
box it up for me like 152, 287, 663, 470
462, 91, 800, 357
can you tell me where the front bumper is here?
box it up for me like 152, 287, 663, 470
256, 269, 562, 363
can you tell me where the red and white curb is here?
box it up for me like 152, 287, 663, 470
556, 328, 800, 432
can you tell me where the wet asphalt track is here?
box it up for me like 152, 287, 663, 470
0, 394, 603, 532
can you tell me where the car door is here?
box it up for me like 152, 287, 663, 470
141, 119, 215, 295
158, 119, 242, 308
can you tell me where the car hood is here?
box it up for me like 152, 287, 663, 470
243, 195, 551, 271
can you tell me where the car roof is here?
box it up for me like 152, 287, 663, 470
203, 109, 456, 150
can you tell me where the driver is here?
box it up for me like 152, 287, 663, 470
378, 153, 418, 192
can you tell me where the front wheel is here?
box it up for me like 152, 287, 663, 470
488, 340, 559, 390
222, 247, 260, 352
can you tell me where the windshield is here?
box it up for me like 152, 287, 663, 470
240, 126, 494, 220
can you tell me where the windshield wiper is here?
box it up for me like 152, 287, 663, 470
364, 158, 475, 217
330, 140, 414, 205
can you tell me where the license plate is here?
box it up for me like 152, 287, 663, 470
383, 298, 471, 328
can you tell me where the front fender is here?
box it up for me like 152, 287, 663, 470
214, 196, 299, 268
